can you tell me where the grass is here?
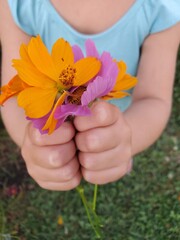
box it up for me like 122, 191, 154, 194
0, 53, 180, 240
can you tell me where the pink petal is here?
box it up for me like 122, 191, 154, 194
85, 39, 100, 58
27, 114, 49, 134
72, 45, 84, 62
99, 52, 118, 78
27, 112, 66, 134
85, 40, 118, 80
81, 76, 116, 106
54, 104, 91, 120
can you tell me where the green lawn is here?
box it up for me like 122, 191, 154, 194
0, 52, 180, 240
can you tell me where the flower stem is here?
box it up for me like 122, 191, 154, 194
76, 186, 101, 239
93, 184, 98, 211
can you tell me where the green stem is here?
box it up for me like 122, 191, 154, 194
76, 186, 101, 239
93, 184, 98, 211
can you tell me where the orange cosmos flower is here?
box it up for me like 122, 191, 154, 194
12, 35, 101, 118
102, 61, 137, 100
0, 75, 29, 105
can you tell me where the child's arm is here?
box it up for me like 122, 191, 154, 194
0, 0, 81, 190
0, 0, 30, 146
125, 23, 180, 154
74, 23, 180, 184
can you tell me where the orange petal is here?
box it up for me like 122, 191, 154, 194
28, 35, 59, 81
74, 57, 101, 86
102, 91, 130, 100
19, 44, 31, 62
114, 75, 137, 91
116, 60, 127, 80
12, 59, 56, 88
14, 43, 55, 88
0, 75, 28, 105
0, 93, 9, 106
51, 38, 74, 71
8, 75, 29, 91
17, 87, 58, 118
42, 91, 68, 134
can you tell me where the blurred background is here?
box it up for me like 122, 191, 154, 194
0, 48, 180, 240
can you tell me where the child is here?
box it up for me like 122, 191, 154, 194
0, 0, 180, 190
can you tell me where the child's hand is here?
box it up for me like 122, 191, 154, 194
74, 101, 132, 184
21, 122, 81, 190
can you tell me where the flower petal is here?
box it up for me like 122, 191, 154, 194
85, 39, 100, 58
13, 43, 56, 88
114, 75, 138, 91
51, 38, 74, 70
116, 61, 127, 80
0, 91, 10, 105
114, 61, 137, 91
28, 35, 59, 81
74, 57, 101, 86
42, 91, 67, 134
99, 52, 118, 78
19, 44, 31, 62
28, 111, 66, 135
0, 75, 29, 105
27, 113, 50, 134
55, 104, 91, 119
102, 91, 130, 100
72, 45, 84, 62
81, 76, 116, 106
17, 87, 58, 118
12, 59, 56, 88
8, 75, 29, 91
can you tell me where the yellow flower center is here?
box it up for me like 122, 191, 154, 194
59, 65, 76, 89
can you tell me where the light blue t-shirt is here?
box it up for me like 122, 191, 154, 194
7, 0, 180, 111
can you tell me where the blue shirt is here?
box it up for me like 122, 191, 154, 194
7, 0, 180, 111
